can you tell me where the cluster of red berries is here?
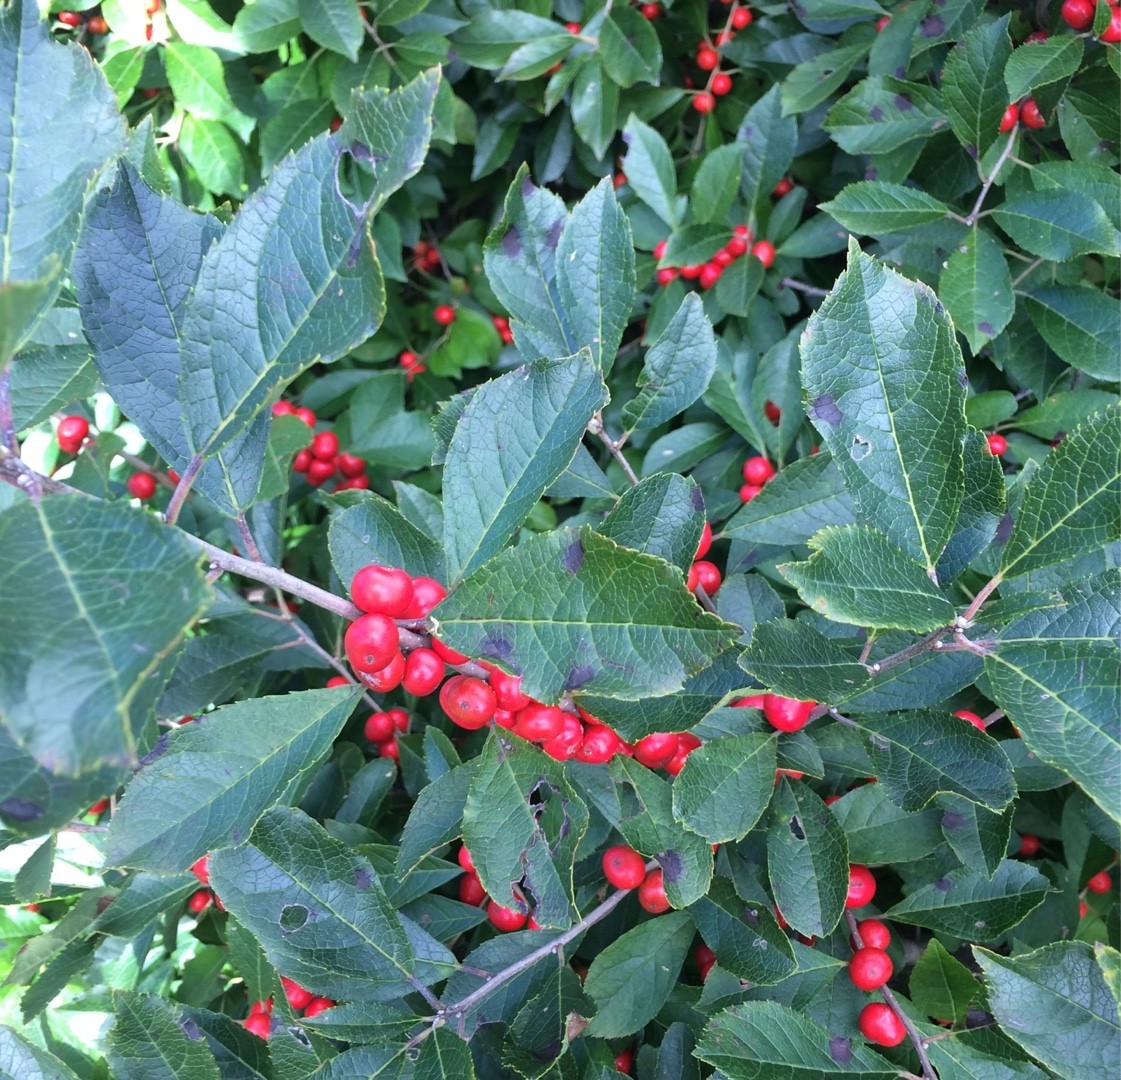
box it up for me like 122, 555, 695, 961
57, 416, 163, 500
455, 845, 543, 931
603, 845, 669, 913
654, 227, 775, 293
273, 401, 370, 490
686, 521, 722, 598
55, 8, 110, 34
187, 855, 221, 915
998, 97, 1047, 132
243, 982, 335, 1040
410, 239, 443, 274
1062, 0, 1121, 39
690, 4, 754, 113
739, 453, 776, 503
733, 692, 819, 733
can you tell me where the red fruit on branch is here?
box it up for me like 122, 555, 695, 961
602, 845, 646, 889
1060, 0, 1095, 28
344, 613, 399, 673
358, 650, 405, 692
846, 865, 877, 908
282, 977, 313, 1010
433, 304, 457, 326
986, 433, 1008, 456
751, 239, 776, 267
402, 648, 445, 697
692, 92, 717, 114
56, 415, 89, 453
1087, 870, 1113, 894
849, 947, 893, 990
487, 900, 528, 931
513, 702, 565, 741
633, 731, 679, 769
954, 709, 986, 730
742, 455, 776, 485
1019, 98, 1046, 128
696, 46, 720, 71
127, 472, 157, 500
351, 564, 414, 617
856, 918, 891, 950
637, 869, 670, 913
763, 694, 816, 732
859, 1002, 906, 1046
439, 675, 497, 729
303, 997, 335, 1017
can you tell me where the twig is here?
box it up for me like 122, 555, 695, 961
693, 585, 718, 613
780, 277, 829, 298
858, 632, 876, 666
235, 513, 265, 564
1011, 257, 1044, 288
0, 367, 18, 456
587, 415, 639, 486
828, 708, 858, 728
957, 574, 1001, 626
965, 128, 1018, 227
982, 708, 1005, 726
847, 913, 938, 1080
113, 447, 176, 489
863, 629, 947, 674
165, 454, 203, 525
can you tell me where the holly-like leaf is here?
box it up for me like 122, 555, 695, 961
974, 941, 1121, 1080
991, 193, 1121, 263
985, 574, 1121, 824
885, 860, 1051, 938
998, 405, 1120, 580
939, 228, 1015, 353
831, 783, 945, 864
0, 499, 209, 777
329, 495, 446, 586
801, 243, 967, 576
0, 0, 124, 362
584, 912, 694, 1038
441, 354, 607, 584
824, 78, 946, 155
672, 733, 776, 844
697, 1001, 897, 1078
908, 939, 978, 1024
0, 1024, 80, 1080
1004, 36, 1083, 101
781, 525, 957, 632
767, 780, 849, 938
598, 6, 662, 88
821, 181, 952, 234
107, 991, 221, 1080
106, 686, 361, 872
740, 618, 870, 706
940, 795, 1014, 880
853, 711, 1017, 812
621, 293, 717, 432
621, 115, 678, 227
597, 471, 705, 570
436, 527, 739, 703
1023, 287, 1121, 381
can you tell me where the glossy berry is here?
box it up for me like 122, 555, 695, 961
358, 650, 405, 692
1102, 5, 1121, 41
1087, 870, 1113, 894
653, 239, 668, 260
773, 177, 794, 198
859, 1002, 906, 1047
986, 433, 1008, 456
488, 667, 530, 711
692, 91, 716, 114
846, 865, 877, 908
656, 267, 678, 286
542, 713, 585, 760
430, 635, 469, 665
849, 947, 894, 991
614, 1046, 635, 1075
56, 415, 89, 453
603, 845, 647, 889
732, 694, 766, 709
292, 449, 312, 473
1061, 0, 1095, 27
696, 46, 720, 71
294, 406, 316, 427
344, 613, 399, 673
764, 400, 781, 423
282, 977, 314, 1011
695, 942, 717, 980
751, 239, 776, 267
457, 845, 475, 872
306, 458, 336, 486
665, 732, 702, 777
337, 452, 366, 478
459, 871, 486, 905
439, 675, 497, 730
711, 72, 733, 95
740, 482, 763, 503
190, 855, 210, 886
763, 694, 816, 733
698, 262, 722, 289
311, 431, 339, 461
954, 709, 987, 730
634, 731, 679, 769
1080, 898, 1090, 918
1018, 834, 1041, 857
513, 702, 566, 742
433, 304, 456, 326
696, 521, 713, 559
997, 101, 1020, 133
57, 10, 83, 26
404, 576, 446, 618
187, 889, 212, 913
731, 7, 753, 28
351, 565, 414, 617
1019, 98, 1046, 129
86, 14, 108, 33
364, 710, 395, 742
743, 455, 776, 485
856, 918, 891, 950
303, 997, 335, 1018
244, 1011, 271, 1038
680, 263, 703, 280
725, 235, 748, 258
576, 725, 621, 763
402, 648, 445, 697
690, 560, 722, 596
637, 869, 670, 913
127, 472, 157, 501
640, 1, 662, 17
487, 900, 528, 931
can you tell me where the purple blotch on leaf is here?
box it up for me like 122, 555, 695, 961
521, 173, 536, 200
942, 810, 967, 830
658, 850, 685, 882
830, 1036, 854, 1063
562, 538, 585, 573
563, 664, 596, 691
502, 225, 521, 257
691, 485, 706, 511
547, 218, 564, 250
995, 511, 1014, 543
811, 394, 843, 426
894, 94, 914, 111
481, 634, 513, 661
355, 867, 372, 890
978, 321, 995, 336
869, 106, 885, 122
922, 14, 945, 34
0, 799, 41, 822
180, 1019, 203, 1041
933, 877, 953, 893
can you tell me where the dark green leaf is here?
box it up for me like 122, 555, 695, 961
831, 783, 945, 864
1004, 37, 1083, 101
12, 835, 54, 903
0, 1024, 80, 1080
824, 78, 946, 155
621, 115, 678, 227
415, 1026, 475, 1080
937, 431, 1005, 583
781, 44, 868, 116
178, 117, 244, 197
822, 181, 952, 234
940, 795, 1014, 880
1017, 391, 1120, 440
395, 760, 477, 874
740, 618, 870, 703
298, 0, 362, 61
991, 193, 1121, 262
329, 495, 445, 585
571, 62, 619, 159
690, 878, 797, 986
672, 733, 776, 843
926, 1037, 1048, 1080
1023, 287, 1121, 380
597, 472, 705, 569
716, 573, 786, 643
939, 228, 1014, 353
908, 939, 978, 1024
164, 43, 254, 140
739, 87, 798, 222
107, 991, 221, 1080
598, 7, 661, 88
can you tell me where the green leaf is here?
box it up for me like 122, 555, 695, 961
985, 574, 1120, 824
690, 145, 743, 223
12, 835, 55, 903
831, 783, 945, 864
782, 526, 957, 632
0, 0, 124, 361
991, 193, 1121, 262
886, 860, 1051, 938
1023, 287, 1121, 380
571, 62, 619, 159
942, 17, 1012, 157
437, 526, 739, 703
767, 780, 849, 938
1005, 37, 1083, 101
556, 179, 636, 372
210, 806, 447, 1001
598, 7, 662, 89
908, 938, 978, 1023
975, 941, 1121, 1080
938, 430, 1006, 583
260, 100, 336, 176
441, 354, 607, 584
854, 711, 1017, 812
717, 573, 785, 643
661, 223, 731, 268
0, 499, 209, 776
597, 472, 705, 569
998, 405, 1120, 579
697, 1001, 897, 1078
739, 87, 798, 223
0, 1024, 80, 1080
822, 181, 952, 234
801, 243, 967, 576
689, 878, 797, 986
781, 44, 869, 116
329, 495, 446, 586
297, 0, 362, 61
179, 116, 245, 197
395, 760, 477, 874
721, 454, 856, 547
163, 43, 254, 141
621, 293, 717, 431
107, 991, 221, 1080
452, 11, 562, 69
621, 115, 678, 227
1017, 391, 1121, 441
672, 733, 776, 844
966, 392, 1019, 431
824, 77, 946, 155
926, 1038, 1049, 1080
739, 618, 870, 704
940, 795, 1014, 880
939, 228, 1015, 353
584, 912, 694, 1037
106, 686, 360, 872
415, 1026, 475, 1080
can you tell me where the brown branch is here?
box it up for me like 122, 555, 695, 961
780, 277, 829, 298
165, 453, 203, 525
588, 414, 639, 486
965, 128, 1018, 227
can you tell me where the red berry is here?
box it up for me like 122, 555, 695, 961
433, 304, 456, 326
846, 865, 877, 909
715, 29, 733, 45
772, 177, 794, 198
541, 714, 585, 760
776, 768, 804, 781
859, 1003, 906, 1047
640, 1, 662, 17
57, 11, 83, 27
725, 235, 748, 258
751, 239, 776, 267
1018, 834, 1041, 857
603, 845, 647, 890
698, 262, 723, 289
336, 452, 365, 478
634, 731, 679, 769
389, 707, 409, 731
404, 576, 446, 618
303, 997, 335, 1018
127, 472, 157, 501
487, 900, 528, 931
457, 845, 475, 872
680, 264, 703, 280
282, 977, 314, 1011
430, 635, 469, 665
1087, 871, 1113, 894
248, 997, 273, 1016
876, 14, 890, 29
1024, 29, 1049, 42
613, 172, 627, 190
294, 406, 316, 427
731, 7, 753, 28
351, 564, 414, 617
311, 431, 339, 461
1061, 0, 1095, 28
56, 415, 89, 453
764, 400, 781, 423
763, 694, 816, 733
732, 694, 766, 709
849, 947, 894, 991
402, 648, 445, 697
494, 708, 517, 729
637, 869, 670, 913
399, 350, 420, 369
364, 711, 396, 742
856, 918, 891, 950
954, 709, 986, 730
743, 455, 776, 485
696, 521, 713, 560
439, 675, 497, 730
86, 15, 108, 33
187, 889, 212, 913
357, 650, 405, 692
691, 560, 722, 595
513, 702, 565, 742
576, 725, 621, 763
825, 794, 843, 805
733, 224, 751, 239
244, 1011, 271, 1038
712, 249, 735, 268
488, 668, 530, 711
292, 449, 312, 473
1019, 98, 1046, 129
1080, 899, 1090, 918
1102, 4, 1121, 41
692, 92, 717, 114
739, 483, 763, 503
190, 855, 210, 886
695, 942, 717, 980
344, 613, 399, 673
306, 458, 336, 486
656, 267, 678, 286
986, 433, 1008, 456
459, 871, 486, 905
565, 21, 581, 33
614, 1046, 635, 1075
696, 46, 720, 71
653, 239, 668, 260
711, 73, 733, 95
